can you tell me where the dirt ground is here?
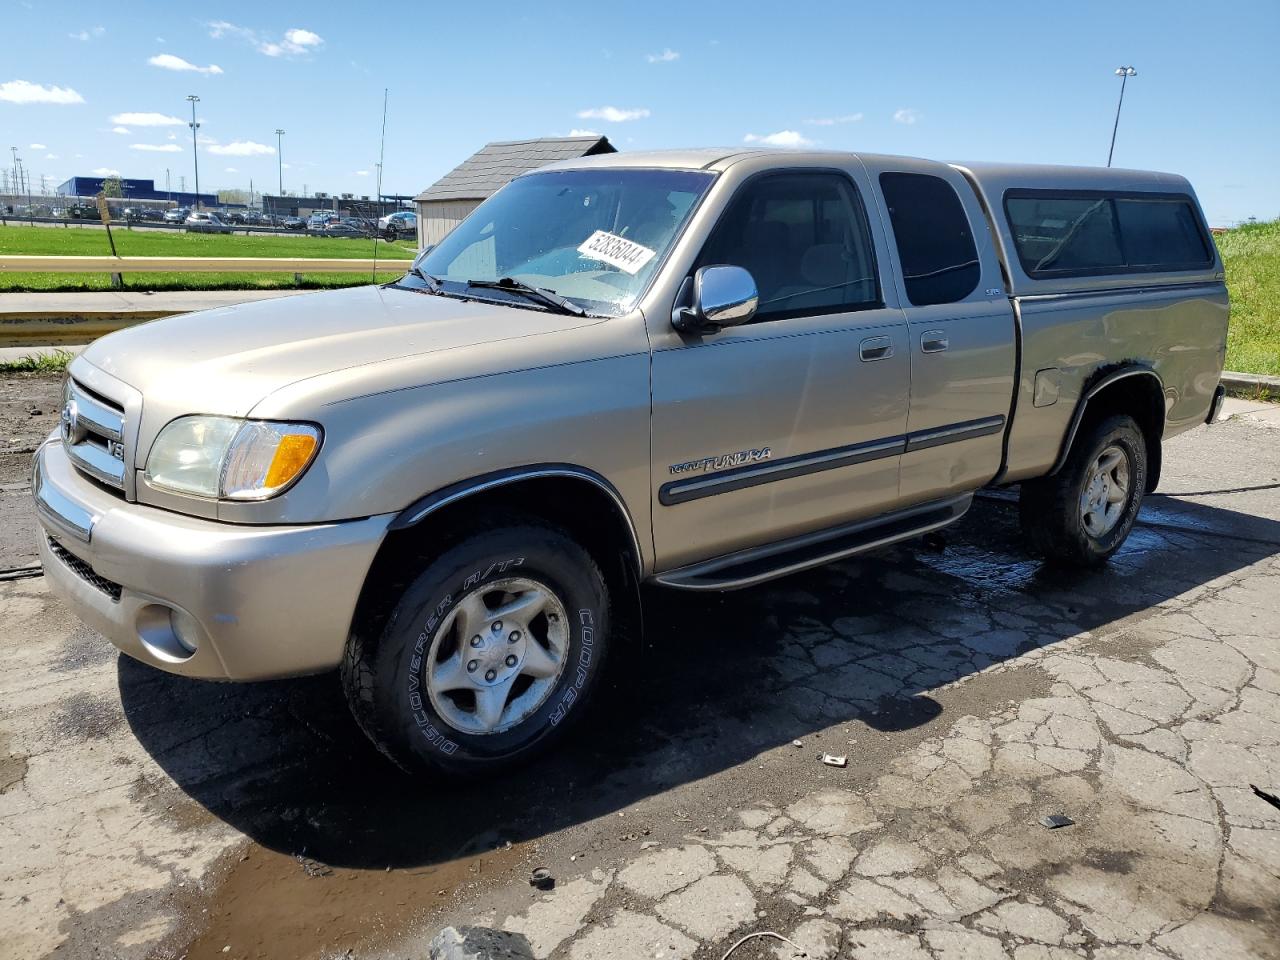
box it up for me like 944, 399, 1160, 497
1, 374, 1277, 960
0, 372, 60, 568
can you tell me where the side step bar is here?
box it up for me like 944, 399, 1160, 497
650, 494, 973, 591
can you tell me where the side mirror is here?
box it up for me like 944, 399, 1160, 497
671, 265, 758, 335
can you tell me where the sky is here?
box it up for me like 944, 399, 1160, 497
1, 0, 1277, 225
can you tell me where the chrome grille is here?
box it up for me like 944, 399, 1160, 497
61, 378, 127, 492
47, 536, 123, 602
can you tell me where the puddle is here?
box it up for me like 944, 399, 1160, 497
174, 838, 529, 960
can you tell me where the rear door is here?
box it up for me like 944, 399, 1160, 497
863, 159, 1016, 502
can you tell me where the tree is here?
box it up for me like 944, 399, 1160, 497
101, 175, 124, 198
218, 188, 251, 205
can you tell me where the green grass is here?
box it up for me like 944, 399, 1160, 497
0, 224, 416, 259
0, 348, 74, 373
0, 223, 414, 292
0, 269, 409, 292
1219, 219, 1280, 376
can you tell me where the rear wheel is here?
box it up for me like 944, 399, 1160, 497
1019, 414, 1148, 566
342, 519, 610, 776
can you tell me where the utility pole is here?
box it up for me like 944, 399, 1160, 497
186, 94, 202, 209
1107, 66, 1137, 168
275, 128, 285, 198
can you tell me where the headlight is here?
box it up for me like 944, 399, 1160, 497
145, 416, 321, 501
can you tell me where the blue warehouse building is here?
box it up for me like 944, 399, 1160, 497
56, 176, 221, 209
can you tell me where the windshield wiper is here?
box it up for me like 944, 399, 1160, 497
409, 266, 443, 290
466, 277, 586, 316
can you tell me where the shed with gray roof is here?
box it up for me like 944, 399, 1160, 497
414, 136, 615, 247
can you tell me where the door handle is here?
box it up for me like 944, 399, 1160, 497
859, 335, 894, 362
920, 330, 949, 353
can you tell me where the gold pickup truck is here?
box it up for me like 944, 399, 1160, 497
33, 148, 1227, 775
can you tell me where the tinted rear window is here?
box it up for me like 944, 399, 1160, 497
1004, 191, 1211, 278
879, 172, 981, 306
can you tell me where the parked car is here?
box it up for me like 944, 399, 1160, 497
378, 210, 417, 239
223, 210, 248, 225
35, 149, 1227, 776
66, 202, 99, 220
318, 217, 375, 238
163, 207, 189, 224
282, 216, 305, 230
184, 211, 232, 234
307, 211, 340, 231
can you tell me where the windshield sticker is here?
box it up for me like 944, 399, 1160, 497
577, 230, 657, 275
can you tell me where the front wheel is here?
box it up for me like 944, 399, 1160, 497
342, 519, 610, 776
1019, 413, 1148, 567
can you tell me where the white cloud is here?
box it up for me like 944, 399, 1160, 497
0, 80, 85, 105
69, 26, 105, 41
354, 170, 370, 176
131, 143, 182, 152
743, 130, 815, 148
148, 54, 223, 75
646, 48, 679, 63
206, 140, 275, 157
208, 21, 323, 57
568, 128, 599, 137
893, 108, 920, 125
29, 142, 46, 150
807, 113, 863, 126
45, 153, 58, 159
576, 106, 650, 123
284, 28, 323, 49
224, 167, 238, 173
111, 126, 130, 135
91, 167, 121, 176
111, 111, 183, 127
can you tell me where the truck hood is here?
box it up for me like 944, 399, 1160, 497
79, 284, 603, 418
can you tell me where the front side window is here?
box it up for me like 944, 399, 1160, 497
1005, 191, 1212, 278
879, 172, 981, 306
696, 172, 880, 322
412, 169, 715, 316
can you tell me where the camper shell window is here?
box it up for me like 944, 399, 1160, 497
1003, 189, 1212, 279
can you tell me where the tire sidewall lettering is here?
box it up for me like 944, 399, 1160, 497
407, 557, 533, 756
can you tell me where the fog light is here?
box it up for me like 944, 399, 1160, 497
170, 609, 202, 654
136, 604, 199, 663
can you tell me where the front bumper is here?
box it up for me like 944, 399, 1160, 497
33, 438, 393, 680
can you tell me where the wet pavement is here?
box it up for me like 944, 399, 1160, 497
1, 404, 1278, 959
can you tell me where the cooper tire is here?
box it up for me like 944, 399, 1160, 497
1019, 413, 1148, 567
342, 519, 609, 776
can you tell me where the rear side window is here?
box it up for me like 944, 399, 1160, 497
697, 172, 880, 322
1004, 191, 1211, 278
879, 172, 981, 306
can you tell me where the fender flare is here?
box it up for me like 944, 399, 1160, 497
388, 463, 645, 576
1048, 365, 1165, 477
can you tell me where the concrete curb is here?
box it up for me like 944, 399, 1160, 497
1220, 371, 1280, 391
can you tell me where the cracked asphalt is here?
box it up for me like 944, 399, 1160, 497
1, 378, 1278, 960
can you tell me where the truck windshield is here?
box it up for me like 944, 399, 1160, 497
408, 168, 715, 315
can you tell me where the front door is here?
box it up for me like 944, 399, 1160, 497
649, 169, 911, 571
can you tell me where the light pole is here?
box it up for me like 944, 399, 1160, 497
186, 94, 201, 209
1107, 66, 1137, 168
275, 129, 285, 202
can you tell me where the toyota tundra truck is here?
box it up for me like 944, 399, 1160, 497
33, 149, 1228, 775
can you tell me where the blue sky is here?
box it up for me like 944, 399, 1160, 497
2, 0, 1276, 224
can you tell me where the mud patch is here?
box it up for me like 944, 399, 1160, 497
171, 837, 531, 960
0, 749, 28, 794
49, 690, 122, 742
